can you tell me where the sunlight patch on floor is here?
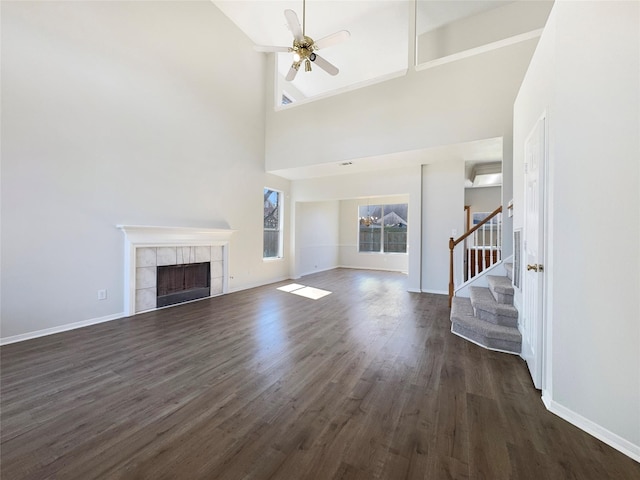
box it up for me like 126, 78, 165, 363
277, 283, 306, 293
277, 283, 332, 300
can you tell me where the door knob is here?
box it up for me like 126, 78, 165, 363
527, 264, 544, 272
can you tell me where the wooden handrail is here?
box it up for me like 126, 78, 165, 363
448, 205, 503, 307
451, 205, 502, 247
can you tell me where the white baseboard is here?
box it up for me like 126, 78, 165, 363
228, 275, 291, 293
421, 288, 448, 295
0, 312, 124, 346
338, 265, 407, 274
546, 399, 640, 463
407, 288, 422, 293
299, 265, 339, 277
2, 274, 296, 345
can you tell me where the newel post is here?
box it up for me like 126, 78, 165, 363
448, 237, 455, 307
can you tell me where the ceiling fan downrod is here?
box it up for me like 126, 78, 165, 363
302, 0, 306, 36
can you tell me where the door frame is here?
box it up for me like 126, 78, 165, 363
522, 112, 550, 392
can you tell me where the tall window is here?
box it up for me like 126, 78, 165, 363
263, 188, 283, 258
359, 203, 408, 253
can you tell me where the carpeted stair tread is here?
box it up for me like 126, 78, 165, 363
470, 287, 518, 317
487, 275, 514, 295
487, 275, 514, 305
469, 286, 518, 328
451, 295, 475, 320
450, 297, 521, 354
452, 297, 520, 340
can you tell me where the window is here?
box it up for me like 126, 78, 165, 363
263, 188, 283, 258
358, 203, 408, 253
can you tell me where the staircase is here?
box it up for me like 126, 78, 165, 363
450, 263, 521, 354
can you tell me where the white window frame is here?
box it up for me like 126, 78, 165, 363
263, 188, 283, 260
358, 203, 408, 254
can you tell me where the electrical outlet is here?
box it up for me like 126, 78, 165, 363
97, 289, 107, 300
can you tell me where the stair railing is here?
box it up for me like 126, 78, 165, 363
448, 205, 502, 307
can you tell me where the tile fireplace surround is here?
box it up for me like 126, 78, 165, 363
118, 225, 234, 316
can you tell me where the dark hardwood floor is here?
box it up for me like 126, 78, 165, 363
1, 269, 638, 479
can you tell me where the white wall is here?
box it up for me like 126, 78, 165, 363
417, 0, 554, 64
513, 3, 556, 305
465, 187, 502, 217
1, 1, 290, 341
272, 36, 541, 294
501, 130, 514, 257
514, 0, 640, 459
291, 166, 421, 291
421, 160, 465, 294
338, 196, 409, 273
265, 38, 538, 173
295, 201, 340, 277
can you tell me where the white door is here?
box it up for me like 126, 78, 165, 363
522, 116, 546, 389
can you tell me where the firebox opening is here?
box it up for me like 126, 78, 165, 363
157, 262, 210, 308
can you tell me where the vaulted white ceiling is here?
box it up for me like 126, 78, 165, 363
213, 1, 527, 181
213, 0, 512, 100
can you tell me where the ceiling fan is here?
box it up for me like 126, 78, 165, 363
254, 0, 350, 81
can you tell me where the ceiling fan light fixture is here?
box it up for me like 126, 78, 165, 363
254, 0, 349, 81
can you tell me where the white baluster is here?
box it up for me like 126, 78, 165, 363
489, 219, 494, 267
467, 239, 471, 281
473, 229, 478, 279
497, 213, 502, 262
482, 225, 487, 273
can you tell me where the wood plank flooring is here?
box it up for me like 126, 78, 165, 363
1, 269, 638, 479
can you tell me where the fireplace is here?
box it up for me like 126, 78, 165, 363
118, 225, 234, 316
157, 262, 211, 308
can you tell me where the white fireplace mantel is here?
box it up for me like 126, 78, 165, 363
118, 225, 235, 316
117, 225, 235, 245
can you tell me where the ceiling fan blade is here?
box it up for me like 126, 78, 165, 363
311, 54, 339, 76
254, 45, 291, 53
313, 30, 351, 50
284, 9, 304, 43
285, 63, 299, 81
